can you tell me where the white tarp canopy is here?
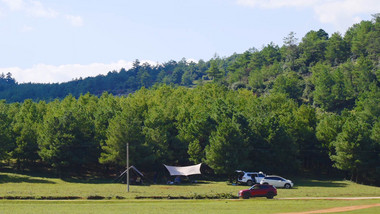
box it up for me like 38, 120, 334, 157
164, 163, 202, 176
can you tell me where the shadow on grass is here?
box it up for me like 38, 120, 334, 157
61, 177, 113, 184
161, 180, 213, 187
0, 168, 59, 179
294, 179, 348, 188
0, 174, 55, 184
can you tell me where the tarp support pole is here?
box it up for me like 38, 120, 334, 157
127, 143, 129, 192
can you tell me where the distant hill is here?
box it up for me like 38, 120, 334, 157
1, 16, 379, 107
0, 59, 212, 102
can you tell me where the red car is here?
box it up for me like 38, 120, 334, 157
238, 184, 277, 199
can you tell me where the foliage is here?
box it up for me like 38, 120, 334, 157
37, 95, 98, 175
0, 101, 14, 161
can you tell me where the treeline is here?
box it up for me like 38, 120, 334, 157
0, 16, 379, 185
0, 84, 379, 185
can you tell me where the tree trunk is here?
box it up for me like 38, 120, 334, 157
355, 168, 358, 183
350, 170, 354, 181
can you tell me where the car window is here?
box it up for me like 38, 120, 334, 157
268, 177, 281, 180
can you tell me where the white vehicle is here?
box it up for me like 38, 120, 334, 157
235, 170, 266, 186
260, 175, 293, 189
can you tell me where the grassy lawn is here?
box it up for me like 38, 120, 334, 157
277, 178, 380, 198
0, 199, 379, 214
1, 172, 379, 213
1, 172, 379, 199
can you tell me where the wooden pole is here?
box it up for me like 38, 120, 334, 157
127, 143, 129, 192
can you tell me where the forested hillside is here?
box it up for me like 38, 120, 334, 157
1, 16, 379, 107
0, 16, 379, 185
0, 58, 213, 102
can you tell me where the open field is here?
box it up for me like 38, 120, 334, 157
0, 199, 379, 214
1, 172, 379, 213
1, 172, 379, 199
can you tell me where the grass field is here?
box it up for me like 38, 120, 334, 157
1, 171, 379, 213
1, 172, 379, 199
0, 199, 379, 214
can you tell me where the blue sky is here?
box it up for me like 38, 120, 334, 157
0, 0, 378, 83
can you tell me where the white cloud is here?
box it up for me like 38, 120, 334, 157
186, 58, 198, 63
1, 0, 83, 27
236, 0, 380, 31
27, 0, 58, 18
65, 15, 84, 27
236, 0, 317, 8
0, 60, 158, 83
1, 0, 24, 11
21, 25, 33, 32
313, 0, 379, 31
1, 0, 58, 18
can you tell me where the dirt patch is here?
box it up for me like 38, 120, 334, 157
278, 197, 380, 200
278, 203, 380, 214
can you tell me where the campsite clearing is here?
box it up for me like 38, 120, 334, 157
1, 171, 379, 213
0, 172, 379, 199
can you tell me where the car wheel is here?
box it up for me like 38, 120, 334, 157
243, 192, 250, 199
266, 192, 274, 199
284, 183, 291, 189
247, 180, 253, 186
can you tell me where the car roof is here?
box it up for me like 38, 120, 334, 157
245, 172, 265, 174
252, 184, 275, 187
235, 170, 265, 174
265, 175, 285, 178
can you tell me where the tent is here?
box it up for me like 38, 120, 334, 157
164, 163, 202, 176
114, 165, 144, 183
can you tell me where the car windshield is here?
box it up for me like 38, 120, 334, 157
250, 185, 262, 190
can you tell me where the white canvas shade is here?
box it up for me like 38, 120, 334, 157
164, 163, 202, 176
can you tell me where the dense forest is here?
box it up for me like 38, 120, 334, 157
0, 16, 379, 185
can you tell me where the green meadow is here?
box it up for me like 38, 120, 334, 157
1, 172, 379, 199
1, 171, 380, 213
0, 199, 380, 214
